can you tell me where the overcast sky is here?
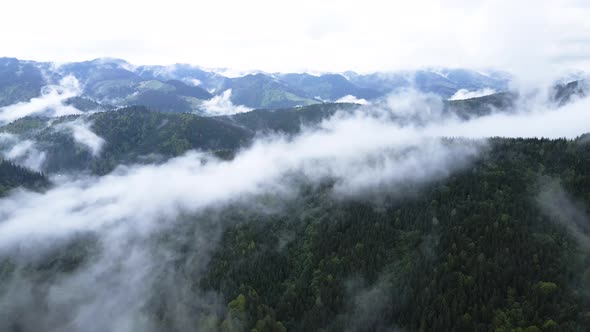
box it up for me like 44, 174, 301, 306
1, 0, 589, 73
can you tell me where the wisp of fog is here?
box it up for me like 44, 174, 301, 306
0, 76, 82, 125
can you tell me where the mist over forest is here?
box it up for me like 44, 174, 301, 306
1, 1, 590, 331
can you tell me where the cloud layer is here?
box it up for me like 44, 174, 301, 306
56, 120, 105, 157
449, 88, 497, 100
0, 76, 82, 125
200, 89, 252, 115
0, 133, 46, 171
1, 1, 589, 73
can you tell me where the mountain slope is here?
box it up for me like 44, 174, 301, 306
199, 135, 590, 332
2, 135, 589, 331
278, 73, 380, 101
135, 63, 227, 92
0, 57, 46, 107
0, 106, 253, 174
216, 102, 360, 134
446, 92, 517, 118
0, 159, 48, 196
346, 69, 510, 98
221, 73, 320, 109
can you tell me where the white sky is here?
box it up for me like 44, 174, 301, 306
1, 0, 589, 73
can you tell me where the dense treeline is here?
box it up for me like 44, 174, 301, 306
0, 159, 48, 196
216, 103, 360, 134
195, 136, 590, 332
0, 104, 358, 174
1, 106, 253, 174
0, 96, 579, 176
1, 129, 589, 331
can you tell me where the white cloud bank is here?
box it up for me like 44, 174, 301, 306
0, 76, 82, 125
449, 88, 497, 101
0, 133, 46, 171
1, 90, 589, 245
336, 95, 369, 105
200, 89, 251, 115
56, 120, 105, 157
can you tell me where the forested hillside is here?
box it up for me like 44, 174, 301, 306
0, 93, 583, 176
0, 159, 48, 196
0, 57, 519, 111
0, 104, 364, 174
195, 136, 590, 332
2, 135, 589, 331
0, 106, 252, 174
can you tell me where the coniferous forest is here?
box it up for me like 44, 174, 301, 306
1, 133, 589, 332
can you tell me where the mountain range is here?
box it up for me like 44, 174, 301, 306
0, 57, 514, 112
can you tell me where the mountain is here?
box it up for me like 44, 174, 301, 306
446, 92, 517, 119
0, 106, 253, 174
63, 97, 114, 112
346, 69, 510, 98
58, 58, 139, 101
552, 80, 588, 105
135, 63, 227, 92
439, 68, 510, 91
277, 73, 381, 101
0, 58, 521, 113
58, 59, 215, 112
2, 135, 589, 331
343, 71, 410, 95
216, 102, 360, 134
199, 136, 590, 332
1, 87, 579, 176
220, 73, 320, 109
0, 159, 48, 196
0, 57, 46, 107
0, 103, 364, 174
1, 57, 586, 119
125, 79, 213, 113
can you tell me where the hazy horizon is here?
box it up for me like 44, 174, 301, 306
1, 0, 589, 75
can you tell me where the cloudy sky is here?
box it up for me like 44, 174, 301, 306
1, 0, 589, 73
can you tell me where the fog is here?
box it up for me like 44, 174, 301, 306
449, 88, 497, 101
0, 76, 82, 125
55, 119, 105, 157
0, 133, 46, 171
201, 89, 252, 116
536, 177, 590, 249
336, 95, 369, 105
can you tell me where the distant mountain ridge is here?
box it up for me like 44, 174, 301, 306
0, 90, 573, 176
0, 57, 517, 112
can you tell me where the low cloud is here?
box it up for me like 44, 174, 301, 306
0, 75, 83, 125
536, 178, 590, 248
1, 87, 589, 246
56, 120, 105, 157
379, 88, 446, 123
431, 94, 590, 138
200, 89, 251, 115
188, 78, 202, 86
449, 88, 497, 101
0, 133, 46, 171
336, 95, 369, 105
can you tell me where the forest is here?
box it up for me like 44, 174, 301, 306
1, 135, 589, 332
